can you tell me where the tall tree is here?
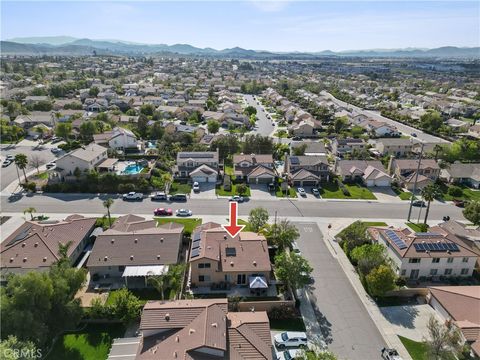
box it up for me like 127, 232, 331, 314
103, 198, 114, 228
207, 120, 220, 134
29, 154, 43, 175
425, 315, 462, 360
55, 123, 72, 143
274, 251, 313, 297
248, 207, 269, 233
263, 219, 300, 250
463, 201, 480, 226
23, 207, 36, 221
365, 264, 396, 297
421, 184, 440, 225
14, 154, 28, 183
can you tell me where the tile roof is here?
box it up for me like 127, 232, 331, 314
1, 215, 96, 271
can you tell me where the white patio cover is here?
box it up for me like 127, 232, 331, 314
122, 265, 169, 277
249, 275, 268, 289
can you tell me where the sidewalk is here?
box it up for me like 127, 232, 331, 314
297, 288, 326, 351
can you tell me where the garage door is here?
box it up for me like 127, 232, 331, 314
256, 176, 273, 184
192, 176, 207, 183
375, 179, 390, 187
302, 180, 317, 186
293, 180, 302, 186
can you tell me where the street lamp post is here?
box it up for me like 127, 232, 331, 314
407, 143, 425, 222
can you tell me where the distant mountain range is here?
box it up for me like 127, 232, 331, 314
2, 36, 479, 58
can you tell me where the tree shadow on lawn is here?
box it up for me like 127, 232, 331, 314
379, 305, 419, 329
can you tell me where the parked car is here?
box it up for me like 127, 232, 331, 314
277, 349, 303, 360
122, 192, 143, 201
45, 161, 56, 169
381, 347, 403, 360
411, 133, 417, 137
151, 192, 168, 201
169, 194, 187, 202
229, 195, 244, 203
297, 188, 306, 197
154, 208, 173, 216
292, 136, 302, 141
32, 134, 40, 140
51, 136, 62, 143
193, 182, 200, 193
452, 199, 465, 207
274, 332, 308, 349
291, 241, 301, 254
412, 200, 426, 207
51, 147, 61, 154
176, 208, 192, 217
311, 188, 320, 197
2, 159, 13, 167
6, 155, 14, 160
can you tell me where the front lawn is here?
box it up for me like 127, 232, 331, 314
393, 187, 415, 200
46, 323, 125, 360
363, 221, 388, 227
406, 222, 429, 232
224, 165, 234, 176
275, 187, 297, 198
398, 336, 429, 360
169, 181, 191, 194
436, 183, 480, 202
269, 318, 306, 331
275, 130, 289, 138
215, 183, 251, 196
155, 218, 202, 234
319, 181, 377, 200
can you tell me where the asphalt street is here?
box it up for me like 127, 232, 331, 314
1, 194, 464, 221
295, 222, 385, 359
0, 144, 58, 190
320, 91, 450, 145
244, 94, 275, 137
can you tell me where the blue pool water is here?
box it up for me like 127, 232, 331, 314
122, 164, 144, 175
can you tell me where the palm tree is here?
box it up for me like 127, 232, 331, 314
421, 184, 441, 225
14, 153, 28, 183
262, 219, 300, 250
23, 207, 36, 220
148, 275, 167, 300
161, 173, 173, 194
433, 144, 444, 161
103, 198, 114, 228
166, 264, 186, 300
57, 240, 73, 265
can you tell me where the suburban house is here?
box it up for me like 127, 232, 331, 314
1, 215, 96, 277
13, 112, 55, 129
335, 160, 392, 187
107, 298, 273, 360
290, 140, 327, 156
22, 95, 50, 106
56, 143, 108, 175
93, 127, 139, 151
440, 163, 480, 189
188, 223, 271, 289
468, 125, 480, 139
331, 138, 366, 157
390, 158, 441, 190
175, 151, 219, 183
438, 220, 480, 252
358, 119, 401, 137
368, 225, 479, 281
376, 138, 414, 157
427, 286, 480, 358
233, 154, 276, 184
288, 119, 315, 137
87, 215, 183, 288
285, 155, 330, 186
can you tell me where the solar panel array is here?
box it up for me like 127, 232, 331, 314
191, 232, 202, 257
413, 242, 460, 252
8, 224, 33, 246
191, 247, 200, 258
179, 153, 214, 159
415, 232, 441, 237
290, 156, 300, 165
385, 230, 407, 250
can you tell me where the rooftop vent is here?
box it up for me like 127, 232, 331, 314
104, 256, 108, 261
211, 323, 218, 328
157, 255, 161, 260
34, 242, 39, 247
165, 313, 170, 321
43, 257, 47, 262
160, 237, 164, 243
175, 335, 179, 343
9, 258, 13, 263
224, 235, 227, 240
189, 329, 195, 335
130, 255, 134, 260
230, 261, 234, 267
111, 239, 115, 244
134, 238, 138, 243
253, 260, 257, 266
21, 243, 26, 248
23, 257, 27, 262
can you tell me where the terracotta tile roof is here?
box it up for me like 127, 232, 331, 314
88, 215, 183, 267
1, 215, 96, 272
247, 165, 276, 178
233, 154, 273, 165
136, 299, 272, 360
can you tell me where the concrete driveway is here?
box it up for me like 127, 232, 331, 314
249, 184, 276, 200
190, 183, 217, 199
370, 187, 402, 202
380, 304, 441, 342
294, 222, 386, 360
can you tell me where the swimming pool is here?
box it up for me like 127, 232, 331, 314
122, 163, 144, 175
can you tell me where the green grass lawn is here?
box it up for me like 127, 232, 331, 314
406, 222, 429, 232
215, 183, 251, 196
393, 187, 415, 200
363, 221, 388, 227
106, 288, 162, 306
275, 130, 289, 138
398, 336, 429, 360
275, 187, 297, 198
46, 323, 125, 360
34, 171, 49, 180
95, 217, 117, 230
169, 181, 192, 194
269, 318, 306, 331
319, 181, 377, 200
224, 165, 234, 176
155, 217, 202, 234
437, 183, 480, 201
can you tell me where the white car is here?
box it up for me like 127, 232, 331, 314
274, 332, 308, 349
277, 349, 303, 360
51, 147, 62, 154
291, 241, 301, 254
176, 208, 192, 217
2, 159, 13, 167
229, 195, 244, 203
192, 182, 200, 193
381, 348, 403, 360
122, 192, 143, 201
297, 188, 306, 197
6, 155, 14, 161
46, 161, 56, 169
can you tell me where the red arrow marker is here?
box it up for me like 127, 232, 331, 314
222, 202, 245, 238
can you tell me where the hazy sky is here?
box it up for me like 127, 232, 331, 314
2, 1, 479, 51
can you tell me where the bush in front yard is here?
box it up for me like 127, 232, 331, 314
448, 186, 463, 197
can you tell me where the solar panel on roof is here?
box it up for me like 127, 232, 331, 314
416, 232, 440, 237
192, 232, 201, 242
446, 243, 460, 252
414, 243, 426, 252
192, 242, 201, 250
179, 153, 214, 159
385, 230, 407, 250
290, 156, 299, 165
191, 248, 200, 258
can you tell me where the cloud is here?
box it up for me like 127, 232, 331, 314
248, 0, 290, 12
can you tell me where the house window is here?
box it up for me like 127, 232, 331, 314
462, 257, 469, 263
431, 258, 440, 263
198, 263, 211, 269
461, 268, 469, 275
409, 258, 421, 264
400, 269, 406, 276
430, 269, 438, 276
237, 274, 246, 284
444, 269, 452, 275
198, 275, 211, 282
447, 258, 454, 263
118, 266, 125, 272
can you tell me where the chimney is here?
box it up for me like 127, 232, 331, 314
387, 155, 395, 175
